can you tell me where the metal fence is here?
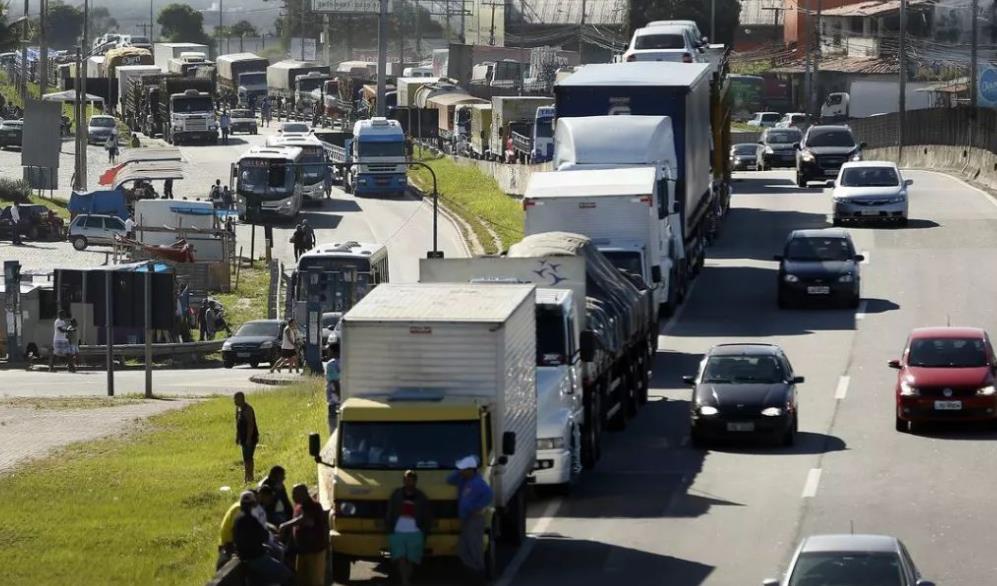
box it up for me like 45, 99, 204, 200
849, 107, 997, 152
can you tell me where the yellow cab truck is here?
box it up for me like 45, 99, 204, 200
308, 282, 538, 582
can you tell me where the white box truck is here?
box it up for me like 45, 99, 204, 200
153, 42, 210, 72
115, 64, 161, 114
311, 282, 537, 582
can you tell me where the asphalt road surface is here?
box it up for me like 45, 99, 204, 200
341, 169, 997, 585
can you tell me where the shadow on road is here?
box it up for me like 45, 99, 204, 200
708, 207, 830, 261
701, 431, 848, 456
733, 176, 825, 196
842, 218, 940, 230
298, 212, 344, 230
862, 298, 900, 315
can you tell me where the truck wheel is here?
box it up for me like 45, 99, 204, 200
607, 375, 627, 432
625, 363, 639, 419
331, 555, 351, 583
499, 485, 526, 546
638, 354, 650, 405
581, 387, 602, 469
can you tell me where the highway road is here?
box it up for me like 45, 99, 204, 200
341, 168, 997, 585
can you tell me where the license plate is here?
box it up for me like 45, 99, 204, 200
934, 400, 962, 411
807, 286, 830, 294
727, 422, 755, 432
237, 352, 250, 358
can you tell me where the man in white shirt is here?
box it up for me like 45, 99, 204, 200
124, 214, 135, 239
9, 201, 21, 245
270, 318, 301, 374
50, 310, 74, 371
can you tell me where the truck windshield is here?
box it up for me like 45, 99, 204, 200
339, 421, 481, 470
357, 140, 405, 157
535, 119, 553, 139
537, 307, 568, 366
172, 97, 213, 113
601, 250, 644, 278
238, 159, 293, 197
240, 73, 265, 85
298, 78, 325, 92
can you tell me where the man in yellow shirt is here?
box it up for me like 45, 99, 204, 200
217, 488, 279, 569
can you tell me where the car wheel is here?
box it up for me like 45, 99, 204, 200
796, 171, 807, 188
331, 555, 351, 583
832, 215, 842, 227
26, 226, 38, 240
690, 424, 706, 448
849, 295, 861, 309
249, 360, 260, 369
895, 415, 907, 432
223, 357, 234, 369
777, 289, 789, 309
71, 236, 88, 250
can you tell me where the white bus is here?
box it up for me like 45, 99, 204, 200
234, 145, 304, 221
266, 134, 329, 203
293, 241, 390, 316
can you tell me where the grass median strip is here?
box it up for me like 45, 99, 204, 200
0, 380, 326, 585
214, 261, 270, 330
409, 148, 524, 254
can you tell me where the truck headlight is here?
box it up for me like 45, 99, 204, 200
783, 274, 799, 283
336, 501, 357, 516
900, 380, 919, 396
537, 437, 565, 450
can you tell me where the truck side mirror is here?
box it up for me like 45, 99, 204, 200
859, 142, 867, 149
579, 330, 596, 362
651, 265, 662, 283
308, 432, 322, 458
502, 431, 516, 456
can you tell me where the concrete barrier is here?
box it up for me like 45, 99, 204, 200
865, 144, 997, 193
449, 157, 552, 196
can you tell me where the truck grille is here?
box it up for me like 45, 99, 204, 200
368, 164, 398, 173
185, 120, 208, 131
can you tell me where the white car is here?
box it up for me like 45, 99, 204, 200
830, 161, 911, 226
647, 19, 708, 46
68, 214, 128, 250
776, 112, 808, 129
747, 111, 781, 128
278, 121, 312, 134
623, 24, 704, 63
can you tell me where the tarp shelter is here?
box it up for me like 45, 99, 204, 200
101, 161, 186, 190
99, 148, 184, 186
41, 90, 105, 105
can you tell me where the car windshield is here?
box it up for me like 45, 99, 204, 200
840, 167, 900, 187
761, 113, 780, 122
635, 34, 686, 50
807, 129, 856, 147
788, 551, 904, 586
234, 322, 280, 338
339, 421, 481, 470
785, 237, 853, 261
90, 117, 116, 128
321, 313, 341, 329
767, 130, 801, 144
701, 355, 785, 384
283, 123, 310, 133
732, 144, 756, 155
908, 337, 988, 368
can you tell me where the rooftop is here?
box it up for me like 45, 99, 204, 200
709, 343, 782, 356
820, 0, 932, 17
800, 534, 900, 554
789, 228, 851, 239
556, 62, 711, 87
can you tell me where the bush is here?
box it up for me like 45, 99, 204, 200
0, 177, 30, 203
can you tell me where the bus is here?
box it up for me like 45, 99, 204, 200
729, 74, 765, 121
291, 240, 390, 320
234, 145, 304, 221
266, 134, 330, 203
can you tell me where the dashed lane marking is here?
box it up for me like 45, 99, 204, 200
835, 376, 850, 400
802, 468, 823, 498
855, 300, 868, 320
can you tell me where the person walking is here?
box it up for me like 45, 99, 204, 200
221, 185, 233, 211
325, 348, 341, 433
234, 392, 260, 483
124, 214, 136, 239
386, 470, 432, 586
301, 219, 316, 253
278, 484, 329, 586
270, 319, 302, 374
262, 98, 272, 127
164, 178, 174, 200
9, 201, 21, 245
203, 302, 217, 341
220, 110, 231, 145
447, 455, 493, 582
105, 131, 119, 163
323, 167, 333, 199
50, 310, 74, 372
209, 179, 222, 207
290, 224, 305, 261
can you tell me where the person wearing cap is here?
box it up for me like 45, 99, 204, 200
278, 484, 328, 586
218, 489, 277, 569
233, 491, 294, 585
447, 455, 493, 580
386, 470, 432, 586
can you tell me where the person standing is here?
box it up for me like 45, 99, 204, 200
50, 310, 73, 372
105, 132, 119, 163
325, 349, 341, 433
67, 317, 80, 369
270, 318, 301, 374
220, 110, 231, 145
258, 465, 293, 525
386, 471, 432, 586
204, 303, 217, 340
124, 214, 135, 239
234, 392, 260, 483
278, 484, 329, 586
164, 178, 174, 200
290, 224, 305, 261
221, 185, 233, 211
447, 455, 493, 582
9, 201, 21, 245
323, 167, 333, 199
262, 98, 272, 127
301, 219, 316, 253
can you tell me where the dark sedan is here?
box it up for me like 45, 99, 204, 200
221, 319, 284, 368
0, 119, 23, 148
756, 127, 802, 170
730, 143, 758, 171
776, 229, 863, 309
0, 204, 65, 241
684, 343, 803, 446
795, 125, 865, 187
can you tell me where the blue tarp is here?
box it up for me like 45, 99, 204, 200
67, 189, 128, 220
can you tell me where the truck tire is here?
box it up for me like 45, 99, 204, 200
607, 374, 627, 432
624, 362, 639, 419
331, 555, 350, 583
581, 386, 602, 469
499, 485, 526, 546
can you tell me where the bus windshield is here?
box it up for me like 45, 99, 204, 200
298, 146, 327, 181
237, 159, 294, 198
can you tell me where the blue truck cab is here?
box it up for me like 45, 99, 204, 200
349, 117, 407, 197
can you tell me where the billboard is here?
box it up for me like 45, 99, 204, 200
311, 0, 392, 13
979, 64, 997, 109
22, 99, 61, 189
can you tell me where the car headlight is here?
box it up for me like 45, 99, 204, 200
761, 407, 783, 416
699, 405, 719, 416
209, 123, 218, 130
783, 274, 799, 283
222, 341, 232, 350
850, 152, 863, 161
537, 437, 565, 450
764, 146, 774, 154
838, 274, 854, 283
900, 380, 919, 396
801, 150, 815, 162
260, 341, 272, 349
886, 194, 906, 203
336, 501, 357, 516
977, 385, 996, 396
832, 196, 844, 203
733, 157, 741, 163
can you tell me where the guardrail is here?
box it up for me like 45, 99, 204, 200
77, 340, 224, 361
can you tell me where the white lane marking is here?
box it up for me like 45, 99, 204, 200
802, 468, 823, 498
860, 250, 870, 264
835, 376, 850, 400
855, 300, 868, 320
495, 497, 563, 586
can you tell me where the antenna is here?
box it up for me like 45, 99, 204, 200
850, 520, 854, 534
947, 314, 951, 327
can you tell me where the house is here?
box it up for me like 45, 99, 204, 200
784, 0, 863, 46
735, 0, 786, 50
818, 0, 934, 58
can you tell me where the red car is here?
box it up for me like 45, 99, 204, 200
890, 327, 997, 432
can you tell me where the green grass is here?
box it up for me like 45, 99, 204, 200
214, 262, 270, 331
409, 147, 524, 254
0, 380, 327, 585
27, 194, 70, 219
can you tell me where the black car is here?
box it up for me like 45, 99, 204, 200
756, 127, 802, 171
221, 319, 284, 368
0, 119, 23, 148
730, 143, 758, 171
795, 125, 865, 187
684, 343, 803, 446
775, 228, 863, 308
0, 204, 65, 241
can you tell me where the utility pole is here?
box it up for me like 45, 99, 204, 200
218, 0, 224, 56
970, 0, 979, 111
323, 14, 330, 65
73, 47, 85, 191
898, 0, 907, 161
398, 0, 405, 76
488, 0, 498, 45
445, 0, 451, 42
150, 0, 154, 42
299, 0, 306, 60
803, 0, 812, 117
376, 0, 387, 116
578, 0, 586, 56
710, 0, 716, 41
415, 0, 422, 57
20, 0, 28, 102
39, 0, 47, 96
813, 0, 822, 116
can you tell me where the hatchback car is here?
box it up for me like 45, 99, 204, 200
0, 119, 23, 148
228, 109, 258, 135
763, 534, 934, 586
890, 327, 997, 433
68, 214, 128, 250
623, 24, 703, 63
776, 112, 808, 129
87, 115, 118, 145
747, 111, 781, 128
221, 319, 284, 368
796, 125, 865, 187
321, 312, 342, 359
775, 229, 863, 308
831, 161, 911, 226
756, 127, 803, 170
684, 343, 803, 446
730, 143, 758, 171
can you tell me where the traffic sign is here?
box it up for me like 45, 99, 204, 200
310, 0, 392, 14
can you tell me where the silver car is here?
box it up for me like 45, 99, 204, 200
68, 214, 127, 250
764, 534, 934, 586
831, 161, 911, 226
87, 115, 118, 145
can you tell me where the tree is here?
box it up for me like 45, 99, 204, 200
628, 0, 742, 46
39, 1, 83, 49
226, 20, 258, 37
157, 3, 211, 44
90, 7, 119, 38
